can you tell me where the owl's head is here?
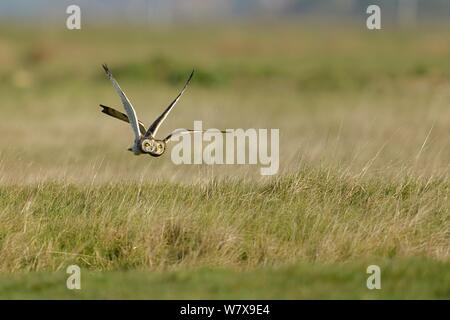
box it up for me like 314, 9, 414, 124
141, 138, 166, 156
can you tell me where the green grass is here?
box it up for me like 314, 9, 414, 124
0, 168, 448, 272
1, 258, 448, 299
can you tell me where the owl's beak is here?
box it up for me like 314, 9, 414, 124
127, 148, 132, 152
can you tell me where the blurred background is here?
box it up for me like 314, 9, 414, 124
1, 0, 450, 25
0, 0, 449, 183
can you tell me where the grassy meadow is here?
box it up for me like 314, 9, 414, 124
0, 22, 449, 299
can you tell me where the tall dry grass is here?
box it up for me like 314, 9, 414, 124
0, 166, 448, 272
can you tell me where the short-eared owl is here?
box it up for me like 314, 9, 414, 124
100, 64, 225, 157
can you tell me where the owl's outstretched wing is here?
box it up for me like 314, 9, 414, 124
102, 64, 141, 140
144, 70, 194, 139
99, 104, 147, 135
164, 129, 229, 143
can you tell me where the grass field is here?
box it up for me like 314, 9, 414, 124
1, 258, 449, 299
0, 22, 449, 299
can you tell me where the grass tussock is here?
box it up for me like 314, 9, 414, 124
0, 167, 448, 272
